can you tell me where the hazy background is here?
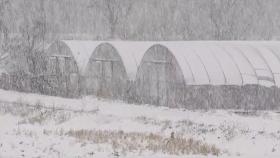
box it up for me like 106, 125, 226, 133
1, 0, 280, 43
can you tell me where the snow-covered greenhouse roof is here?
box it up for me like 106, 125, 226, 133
157, 41, 280, 87
61, 40, 103, 74
95, 41, 154, 80
50, 40, 154, 77
49, 40, 280, 87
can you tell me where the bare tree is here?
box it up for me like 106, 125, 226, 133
2, 0, 49, 92
18, 0, 47, 75
175, 0, 196, 40
208, 0, 239, 40
0, 0, 10, 54
89, 0, 133, 39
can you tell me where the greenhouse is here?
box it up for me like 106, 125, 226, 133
85, 42, 153, 99
135, 41, 280, 109
45, 40, 101, 97
45, 40, 280, 109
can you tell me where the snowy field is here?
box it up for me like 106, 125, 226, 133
0, 90, 280, 158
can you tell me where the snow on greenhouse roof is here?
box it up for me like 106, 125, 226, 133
50, 40, 280, 87
62, 40, 103, 74
52, 41, 153, 79
46, 40, 102, 74
157, 41, 280, 87
107, 41, 155, 80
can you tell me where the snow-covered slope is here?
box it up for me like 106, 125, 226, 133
0, 89, 279, 158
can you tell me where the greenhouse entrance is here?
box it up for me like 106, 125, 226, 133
144, 60, 170, 105
47, 55, 79, 97
45, 41, 81, 97
90, 59, 121, 98
85, 43, 128, 99
136, 45, 185, 107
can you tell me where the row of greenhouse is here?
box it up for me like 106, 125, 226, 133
2, 40, 280, 109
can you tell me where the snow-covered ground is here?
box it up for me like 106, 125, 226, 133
0, 89, 280, 158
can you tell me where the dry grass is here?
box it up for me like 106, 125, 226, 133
136, 116, 217, 136
0, 100, 73, 125
65, 129, 221, 156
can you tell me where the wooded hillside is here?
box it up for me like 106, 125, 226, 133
1, 0, 280, 42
